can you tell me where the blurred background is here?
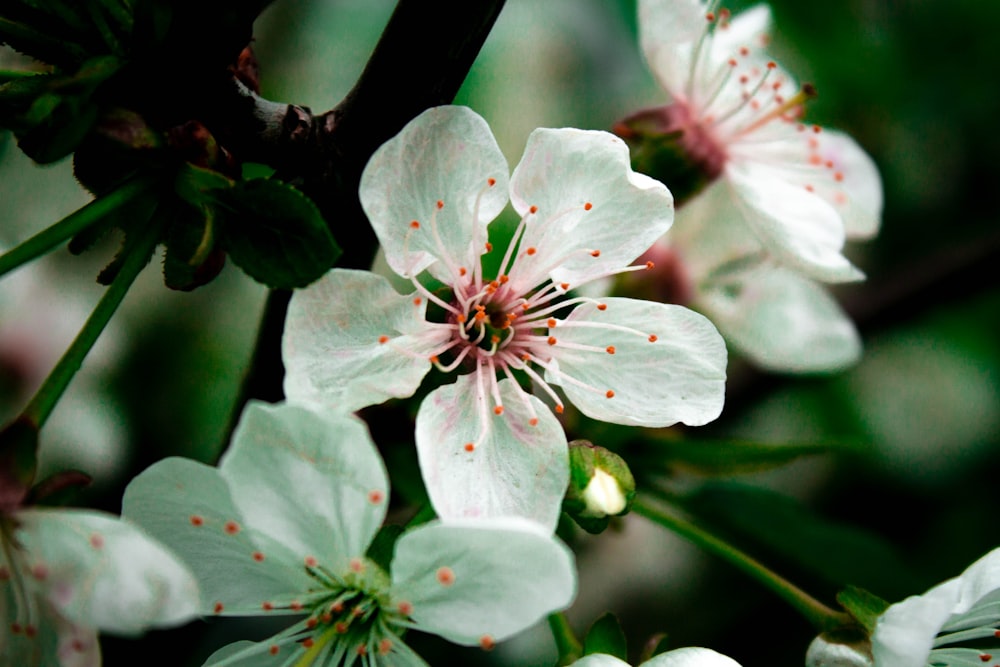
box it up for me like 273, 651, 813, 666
2, 1, 999, 665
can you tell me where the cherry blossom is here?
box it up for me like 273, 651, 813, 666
122, 401, 576, 667
282, 105, 727, 531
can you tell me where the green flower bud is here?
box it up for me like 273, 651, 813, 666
564, 440, 636, 534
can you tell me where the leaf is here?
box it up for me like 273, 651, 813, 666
583, 612, 628, 659
214, 179, 340, 289
678, 482, 920, 598
837, 585, 891, 633
644, 438, 840, 476
162, 201, 225, 291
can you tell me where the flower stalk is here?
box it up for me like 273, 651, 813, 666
633, 496, 850, 632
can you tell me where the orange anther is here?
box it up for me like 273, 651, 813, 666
413, 297, 422, 305
606, 346, 616, 354
464, 443, 476, 452
410, 220, 420, 229
648, 334, 658, 342
597, 303, 607, 311
584, 202, 593, 211
590, 249, 601, 257
494, 406, 504, 415
436, 200, 444, 209
547, 336, 557, 346
378, 335, 389, 344
555, 405, 564, 414
487, 178, 496, 186
547, 318, 557, 328
526, 247, 537, 256
529, 418, 539, 426
606, 390, 615, 398
529, 205, 538, 214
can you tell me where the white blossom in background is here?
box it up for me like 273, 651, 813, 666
0, 506, 200, 667
282, 105, 727, 531
631, 0, 882, 284
639, 183, 861, 372
572, 647, 742, 667
122, 401, 577, 667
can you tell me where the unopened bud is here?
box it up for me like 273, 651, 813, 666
564, 440, 635, 534
805, 631, 872, 667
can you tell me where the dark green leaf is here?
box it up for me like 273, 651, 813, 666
215, 179, 339, 289
162, 201, 225, 291
583, 613, 627, 659
836, 586, 891, 634
679, 482, 919, 598
650, 438, 841, 476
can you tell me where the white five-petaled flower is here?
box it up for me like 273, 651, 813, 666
0, 506, 199, 667
282, 105, 728, 532
572, 647, 743, 667
632, 0, 882, 284
122, 401, 577, 667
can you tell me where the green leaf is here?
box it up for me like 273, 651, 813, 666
645, 438, 840, 476
162, 201, 225, 291
583, 612, 628, 659
836, 585, 891, 633
215, 179, 340, 289
678, 482, 919, 598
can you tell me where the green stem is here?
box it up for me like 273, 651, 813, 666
633, 496, 851, 632
548, 612, 583, 665
0, 177, 151, 279
20, 218, 162, 429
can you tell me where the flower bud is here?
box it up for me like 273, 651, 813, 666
563, 440, 636, 534
805, 631, 873, 667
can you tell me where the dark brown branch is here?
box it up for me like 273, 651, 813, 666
229, 0, 507, 435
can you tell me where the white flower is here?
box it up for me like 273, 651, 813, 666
122, 401, 577, 667
871, 547, 1000, 667
640, 181, 861, 372
282, 105, 727, 531
1, 506, 200, 667
572, 647, 742, 667
632, 0, 882, 284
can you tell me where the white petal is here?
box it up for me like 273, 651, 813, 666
390, 517, 576, 645
873, 547, 1000, 667
571, 656, 632, 667
547, 298, 726, 427
122, 458, 313, 615
641, 647, 744, 667
14, 508, 199, 635
725, 161, 863, 283
414, 375, 569, 533
696, 265, 861, 372
360, 105, 509, 280
282, 269, 443, 413
638, 0, 706, 99
811, 129, 883, 240
220, 401, 389, 572
508, 128, 673, 291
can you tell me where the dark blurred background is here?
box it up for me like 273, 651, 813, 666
2, 1, 998, 665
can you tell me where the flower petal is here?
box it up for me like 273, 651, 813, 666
360, 105, 509, 280
122, 458, 312, 615
414, 375, 569, 533
571, 656, 631, 667
547, 297, 726, 427
14, 508, 199, 634
638, 0, 708, 99
811, 129, 883, 241
641, 647, 744, 667
508, 128, 673, 291
220, 401, 389, 572
725, 161, 863, 283
390, 517, 576, 645
282, 268, 443, 413
696, 265, 861, 373
872, 578, 962, 667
